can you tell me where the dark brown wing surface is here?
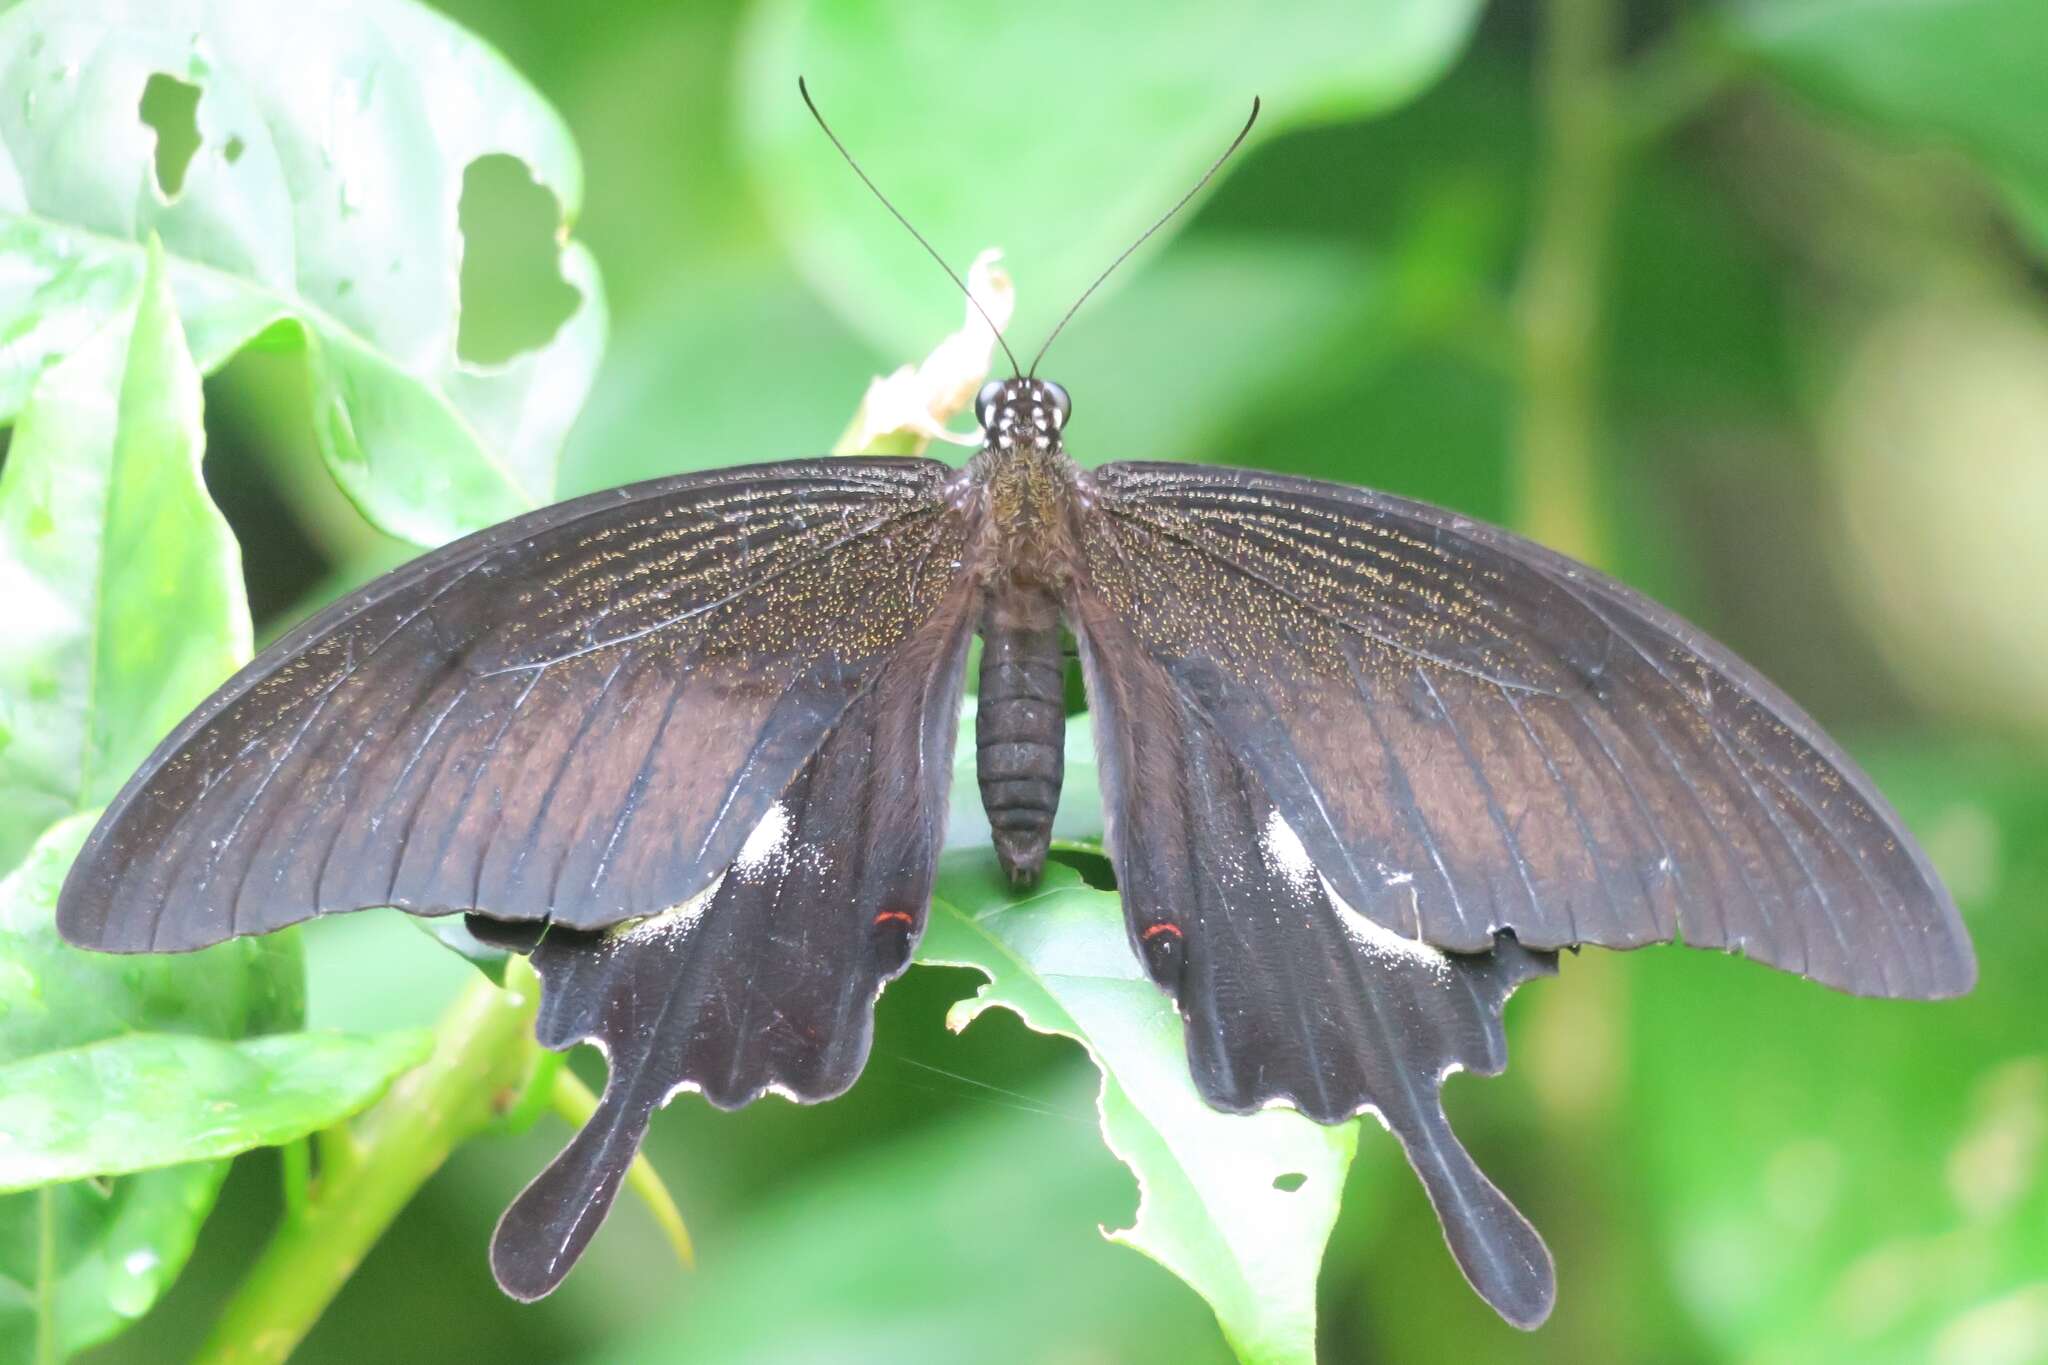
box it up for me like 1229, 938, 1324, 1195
490, 602, 973, 1299
59, 458, 975, 951
1074, 462, 1974, 1000
1073, 601, 1558, 1326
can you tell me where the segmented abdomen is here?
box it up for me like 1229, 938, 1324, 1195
976, 586, 1065, 885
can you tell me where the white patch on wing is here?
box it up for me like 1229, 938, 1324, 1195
616, 873, 726, 945
1322, 873, 1452, 978
1261, 810, 1318, 894
734, 801, 792, 877
1260, 1092, 1393, 1132
1260, 811, 1450, 976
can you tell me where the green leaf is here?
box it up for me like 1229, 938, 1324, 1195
1727, 0, 2048, 251
0, 0, 607, 546
736, 0, 1479, 355
922, 856, 1359, 1365
0, 815, 303, 1065
0, 235, 244, 876
560, 265, 880, 494
0, 812, 305, 1359
1025, 241, 1383, 467
575, 1073, 1233, 1365
1631, 742, 2048, 1361
560, 238, 1378, 505
0, 1165, 229, 1365
0, 1029, 429, 1191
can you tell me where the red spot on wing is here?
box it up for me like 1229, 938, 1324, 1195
873, 909, 916, 929
1142, 922, 1183, 942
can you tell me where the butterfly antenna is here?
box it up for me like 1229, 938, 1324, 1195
799, 78, 1022, 377
1027, 96, 1261, 378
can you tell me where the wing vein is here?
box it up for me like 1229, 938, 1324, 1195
480, 505, 941, 677
1417, 666, 1551, 934
1498, 684, 1627, 941
1103, 499, 1558, 697
1343, 648, 1473, 939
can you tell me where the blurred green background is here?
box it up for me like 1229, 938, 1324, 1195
46, 0, 2048, 1360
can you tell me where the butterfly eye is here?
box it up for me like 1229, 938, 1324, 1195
1042, 381, 1071, 429
975, 380, 1007, 430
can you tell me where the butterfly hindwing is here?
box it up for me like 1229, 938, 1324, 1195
1074, 593, 1559, 1327
488, 593, 975, 1300
57, 459, 973, 951
1074, 461, 1973, 1000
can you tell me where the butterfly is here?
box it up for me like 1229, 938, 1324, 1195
54, 93, 1975, 1330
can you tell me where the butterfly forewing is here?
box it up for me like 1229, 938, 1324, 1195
57, 458, 975, 951
1073, 462, 1974, 1000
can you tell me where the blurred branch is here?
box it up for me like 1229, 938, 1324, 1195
192, 962, 544, 1365
1511, 0, 1690, 1354
1513, 0, 1620, 567
1618, 17, 1746, 152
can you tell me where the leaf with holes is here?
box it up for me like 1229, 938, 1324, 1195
0, 812, 304, 1359
0, 0, 606, 547
577, 1074, 1238, 1365
921, 856, 1360, 1365
0, 236, 244, 875
738, 0, 1479, 355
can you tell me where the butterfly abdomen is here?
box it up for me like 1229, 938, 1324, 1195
976, 583, 1065, 885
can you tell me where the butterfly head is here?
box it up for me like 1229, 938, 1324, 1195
975, 378, 1071, 455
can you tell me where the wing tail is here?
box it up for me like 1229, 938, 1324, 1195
1392, 1093, 1556, 1329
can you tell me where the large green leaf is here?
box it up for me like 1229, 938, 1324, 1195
0, 815, 302, 1066
574, 1073, 1232, 1365
560, 238, 1381, 502
0, 813, 302, 1360
0, 0, 606, 546
922, 857, 1359, 1365
1728, 0, 2048, 252
1632, 743, 2048, 1361
0, 236, 243, 877
0, 1029, 429, 1191
736, 0, 1479, 355
1031, 241, 1381, 467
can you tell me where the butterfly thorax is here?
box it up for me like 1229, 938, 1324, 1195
966, 378, 1082, 884
967, 377, 1082, 590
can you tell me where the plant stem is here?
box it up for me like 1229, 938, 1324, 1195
192, 968, 541, 1365
1514, 0, 1621, 567
278, 1139, 310, 1225
35, 1186, 57, 1365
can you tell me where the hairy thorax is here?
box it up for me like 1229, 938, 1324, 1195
967, 447, 1084, 591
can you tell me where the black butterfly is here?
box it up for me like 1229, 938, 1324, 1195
54, 98, 1974, 1330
